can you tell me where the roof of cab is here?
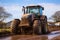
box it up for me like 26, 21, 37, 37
25, 5, 44, 10
26, 5, 43, 8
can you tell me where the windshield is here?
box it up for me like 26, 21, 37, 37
26, 7, 40, 14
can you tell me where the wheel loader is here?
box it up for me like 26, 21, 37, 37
11, 5, 49, 35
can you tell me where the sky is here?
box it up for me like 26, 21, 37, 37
0, 0, 60, 22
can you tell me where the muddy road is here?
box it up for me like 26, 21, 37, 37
0, 35, 48, 40
0, 31, 60, 40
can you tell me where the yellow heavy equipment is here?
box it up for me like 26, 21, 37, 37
11, 5, 49, 35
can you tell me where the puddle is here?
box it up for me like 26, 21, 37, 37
48, 31, 60, 40
48, 34, 60, 40
0, 37, 11, 40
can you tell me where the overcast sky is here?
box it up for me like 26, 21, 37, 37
0, 0, 60, 22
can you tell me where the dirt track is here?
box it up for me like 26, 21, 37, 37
1, 35, 60, 40
0, 35, 48, 40
11, 35, 48, 40
1, 31, 60, 40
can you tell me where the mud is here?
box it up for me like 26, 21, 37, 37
0, 31, 60, 40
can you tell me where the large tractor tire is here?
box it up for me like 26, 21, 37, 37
33, 16, 49, 35
40, 16, 49, 34
33, 20, 42, 35
11, 19, 21, 34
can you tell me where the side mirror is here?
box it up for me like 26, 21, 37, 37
42, 7, 44, 10
22, 6, 25, 14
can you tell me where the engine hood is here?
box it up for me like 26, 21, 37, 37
22, 14, 30, 18
21, 13, 39, 20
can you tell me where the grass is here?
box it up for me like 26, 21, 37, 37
0, 28, 12, 32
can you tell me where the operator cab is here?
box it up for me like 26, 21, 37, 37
22, 5, 44, 15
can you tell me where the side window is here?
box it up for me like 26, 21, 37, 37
26, 8, 27, 13
26, 8, 29, 14
40, 7, 42, 15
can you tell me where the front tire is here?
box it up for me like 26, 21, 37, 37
40, 16, 49, 34
33, 20, 42, 35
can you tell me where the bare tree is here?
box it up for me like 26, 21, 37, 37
0, 7, 12, 28
0, 7, 12, 21
51, 11, 60, 22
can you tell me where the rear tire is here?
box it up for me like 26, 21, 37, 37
11, 19, 20, 34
